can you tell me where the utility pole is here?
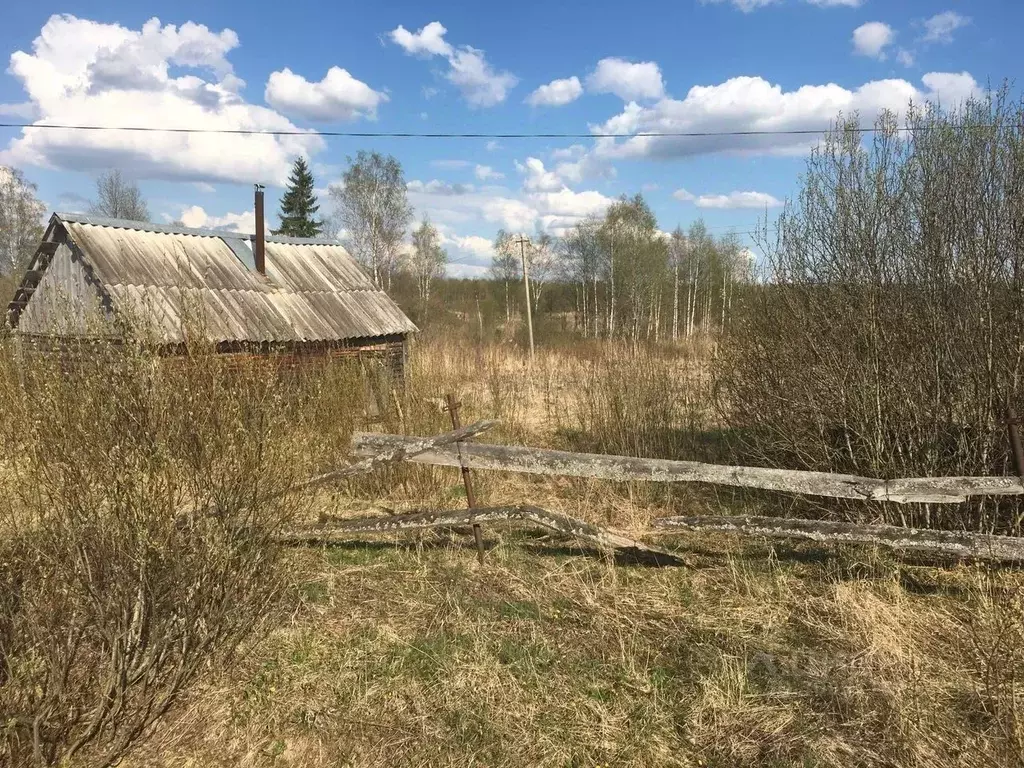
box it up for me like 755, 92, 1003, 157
515, 234, 535, 363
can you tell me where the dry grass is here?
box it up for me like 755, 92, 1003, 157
104, 336, 1024, 768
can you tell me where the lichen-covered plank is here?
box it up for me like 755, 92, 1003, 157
351, 434, 1024, 505
278, 504, 686, 566
654, 515, 1024, 562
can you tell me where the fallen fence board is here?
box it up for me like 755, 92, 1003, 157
278, 504, 685, 566
352, 433, 1024, 505
654, 514, 1024, 562
286, 419, 498, 497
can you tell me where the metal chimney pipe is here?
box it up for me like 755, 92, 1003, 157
253, 184, 266, 275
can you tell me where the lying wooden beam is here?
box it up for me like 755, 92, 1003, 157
278, 504, 686, 566
179, 420, 499, 523
352, 433, 1024, 505
654, 514, 1024, 563
285, 419, 498, 498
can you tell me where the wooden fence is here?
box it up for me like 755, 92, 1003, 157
238, 417, 1024, 567
339, 429, 1024, 565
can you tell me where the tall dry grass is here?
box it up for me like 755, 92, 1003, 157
0, 327, 368, 767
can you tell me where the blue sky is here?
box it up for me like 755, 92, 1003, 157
0, 0, 1008, 275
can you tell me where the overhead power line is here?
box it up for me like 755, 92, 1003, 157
0, 122, 929, 139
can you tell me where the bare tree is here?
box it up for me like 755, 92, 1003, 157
407, 218, 447, 317
90, 170, 150, 221
331, 152, 413, 290
490, 230, 519, 327
558, 217, 602, 337
669, 227, 686, 342
0, 166, 45, 275
527, 230, 556, 314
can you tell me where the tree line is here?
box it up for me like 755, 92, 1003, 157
489, 197, 755, 344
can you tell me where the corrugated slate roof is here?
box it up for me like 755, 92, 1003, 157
41, 213, 417, 344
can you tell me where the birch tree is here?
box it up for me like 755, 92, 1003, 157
331, 152, 413, 290
490, 230, 519, 326
0, 167, 45, 275
90, 170, 149, 221
407, 218, 447, 317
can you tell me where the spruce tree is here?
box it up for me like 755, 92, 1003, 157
273, 158, 324, 237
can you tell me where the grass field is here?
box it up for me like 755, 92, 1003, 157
107, 338, 1024, 768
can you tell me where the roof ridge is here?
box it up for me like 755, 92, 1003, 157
54, 212, 346, 246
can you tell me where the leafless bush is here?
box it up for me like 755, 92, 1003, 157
721, 90, 1024, 532
0, 331, 320, 766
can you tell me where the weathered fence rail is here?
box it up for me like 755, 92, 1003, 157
352, 433, 1024, 505
654, 515, 1024, 563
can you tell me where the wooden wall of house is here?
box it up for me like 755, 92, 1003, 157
18, 243, 108, 336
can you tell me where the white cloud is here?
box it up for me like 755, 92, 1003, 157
920, 72, 981, 104
389, 21, 452, 57
674, 188, 782, 209
554, 152, 615, 185
485, 140, 501, 152
922, 11, 970, 44
388, 21, 517, 107
896, 49, 915, 67
526, 76, 583, 107
591, 72, 982, 161
517, 157, 563, 193
853, 22, 895, 60
178, 204, 266, 232
805, 0, 862, 6
1, 15, 322, 184
446, 47, 517, 107
404, 165, 612, 240
450, 234, 493, 257
475, 164, 504, 181
406, 179, 475, 195
587, 58, 664, 101
264, 66, 386, 121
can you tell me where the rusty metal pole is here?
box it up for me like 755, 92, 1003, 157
446, 393, 485, 564
1008, 401, 1024, 479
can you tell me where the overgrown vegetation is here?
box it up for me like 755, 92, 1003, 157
722, 94, 1024, 533
0, 332, 362, 767
7, 94, 1024, 766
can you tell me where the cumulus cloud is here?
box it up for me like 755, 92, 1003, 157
853, 22, 895, 59
674, 188, 782, 209
264, 66, 386, 121
526, 76, 583, 107
389, 21, 452, 57
897, 49, 915, 67
388, 21, 517, 107
922, 11, 970, 44
590, 72, 982, 161
404, 162, 612, 239
587, 58, 664, 101
517, 157, 565, 193
177, 204, 266, 233
475, 164, 504, 181
1, 14, 322, 184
